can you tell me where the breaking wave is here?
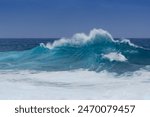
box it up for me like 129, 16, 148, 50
0, 28, 150, 74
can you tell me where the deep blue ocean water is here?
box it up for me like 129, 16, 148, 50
0, 38, 150, 52
0, 38, 57, 52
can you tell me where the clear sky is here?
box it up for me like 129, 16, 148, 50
0, 0, 150, 38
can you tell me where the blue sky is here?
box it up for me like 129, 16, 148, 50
0, 0, 150, 38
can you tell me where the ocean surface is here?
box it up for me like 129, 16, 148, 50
0, 29, 150, 99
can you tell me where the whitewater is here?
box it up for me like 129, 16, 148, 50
0, 28, 150, 99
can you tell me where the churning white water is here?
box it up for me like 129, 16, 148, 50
0, 69, 150, 100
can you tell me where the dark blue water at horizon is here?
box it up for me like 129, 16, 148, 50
0, 38, 58, 52
0, 38, 150, 52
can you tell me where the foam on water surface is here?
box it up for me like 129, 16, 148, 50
0, 69, 150, 99
102, 52, 127, 62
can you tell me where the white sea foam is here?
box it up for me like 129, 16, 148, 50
0, 68, 150, 99
102, 52, 127, 62
40, 28, 144, 52
40, 28, 114, 49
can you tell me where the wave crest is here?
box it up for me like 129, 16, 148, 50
41, 28, 114, 49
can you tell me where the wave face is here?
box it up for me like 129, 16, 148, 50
0, 29, 150, 73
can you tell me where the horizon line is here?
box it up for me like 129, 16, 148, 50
0, 37, 149, 39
